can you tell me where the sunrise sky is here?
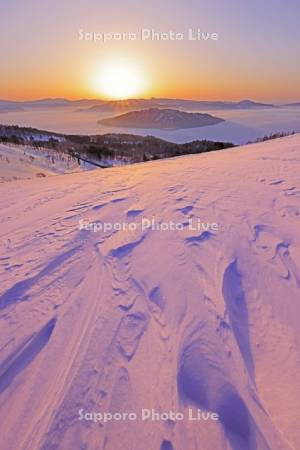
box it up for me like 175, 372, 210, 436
1, 0, 299, 102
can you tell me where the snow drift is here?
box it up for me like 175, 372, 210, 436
0, 134, 300, 450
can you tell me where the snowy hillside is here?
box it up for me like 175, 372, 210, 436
0, 143, 82, 182
0, 134, 300, 450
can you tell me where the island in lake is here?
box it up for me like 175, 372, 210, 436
98, 108, 225, 130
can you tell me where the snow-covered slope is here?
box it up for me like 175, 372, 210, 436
0, 134, 300, 450
0, 144, 82, 182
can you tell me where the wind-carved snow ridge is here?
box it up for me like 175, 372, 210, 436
113, 311, 149, 361
0, 245, 82, 311
160, 440, 174, 450
222, 259, 255, 380
0, 318, 56, 393
177, 324, 256, 450
0, 134, 300, 450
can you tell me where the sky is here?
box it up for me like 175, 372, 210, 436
0, 0, 299, 102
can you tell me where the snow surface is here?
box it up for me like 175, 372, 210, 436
0, 134, 300, 450
0, 144, 82, 182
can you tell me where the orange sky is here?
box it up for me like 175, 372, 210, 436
1, 0, 299, 102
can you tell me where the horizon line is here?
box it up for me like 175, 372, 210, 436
1, 96, 299, 105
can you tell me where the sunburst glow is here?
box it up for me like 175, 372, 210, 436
92, 61, 145, 99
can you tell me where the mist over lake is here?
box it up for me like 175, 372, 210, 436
1, 106, 300, 144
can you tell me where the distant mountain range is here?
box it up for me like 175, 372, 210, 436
77, 99, 164, 113
99, 108, 224, 130
0, 98, 99, 110
146, 98, 276, 110
0, 97, 287, 114
284, 102, 300, 107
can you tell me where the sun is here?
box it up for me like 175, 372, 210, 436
92, 61, 145, 100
